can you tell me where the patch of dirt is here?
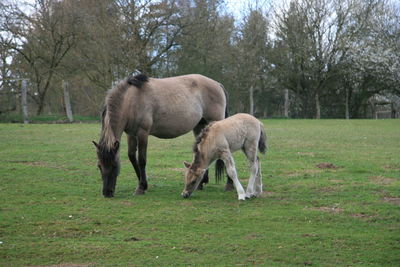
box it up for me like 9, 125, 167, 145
297, 152, 315, 157
350, 213, 377, 219
383, 165, 400, 171
382, 196, 400, 206
285, 169, 322, 177
369, 176, 396, 185
244, 234, 262, 240
309, 206, 344, 213
301, 233, 318, 238
259, 191, 274, 198
120, 201, 134, 206
316, 162, 338, 169
7, 160, 48, 167
329, 179, 344, 183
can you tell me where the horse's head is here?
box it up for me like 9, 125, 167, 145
182, 161, 206, 198
93, 140, 120, 198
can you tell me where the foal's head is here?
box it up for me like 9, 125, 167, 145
182, 161, 206, 198
93, 140, 120, 198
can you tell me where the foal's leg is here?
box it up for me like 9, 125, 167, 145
243, 141, 259, 198
135, 129, 149, 195
222, 153, 246, 200
127, 135, 140, 180
255, 157, 263, 196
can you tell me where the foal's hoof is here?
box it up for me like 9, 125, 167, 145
224, 183, 234, 191
134, 188, 146, 196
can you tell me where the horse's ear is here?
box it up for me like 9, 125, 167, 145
113, 140, 120, 151
183, 161, 191, 168
92, 141, 99, 149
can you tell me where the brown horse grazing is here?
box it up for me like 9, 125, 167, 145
93, 73, 233, 197
182, 113, 267, 200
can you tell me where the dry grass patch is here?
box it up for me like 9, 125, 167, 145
382, 196, 400, 206
369, 176, 396, 185
316, 162, 339, 169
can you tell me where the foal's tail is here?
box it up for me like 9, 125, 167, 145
258, 123, 267, 154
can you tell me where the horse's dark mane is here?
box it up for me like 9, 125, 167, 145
127, 74, 149, 88
99, 78, 131, 150
97, 144, 118, 164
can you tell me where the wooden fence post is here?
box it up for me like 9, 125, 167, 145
21, 79, 29, 124
62, 80, 74, 123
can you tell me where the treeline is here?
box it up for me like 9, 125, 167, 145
1, 0, 399, 119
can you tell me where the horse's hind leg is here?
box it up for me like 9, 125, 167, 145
243, 141, 259, 198
222, 153, 246, 200
255, 157, 263, 196
127, 135, 140, 180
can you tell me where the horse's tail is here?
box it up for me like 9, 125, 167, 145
258, 123, 267, 154
215, 158, 225, 184
215, 83, 229, 183
219, 83, 229, 118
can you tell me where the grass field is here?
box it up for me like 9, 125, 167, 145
0, 119, 399, 266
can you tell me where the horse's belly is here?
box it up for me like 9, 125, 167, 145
150, 114, 200, 139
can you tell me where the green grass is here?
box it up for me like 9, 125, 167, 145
0, 120, 399, 266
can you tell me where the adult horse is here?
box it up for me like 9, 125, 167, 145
93, 74, 233, 197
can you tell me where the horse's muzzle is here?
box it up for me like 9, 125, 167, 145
181, 191, 191, 199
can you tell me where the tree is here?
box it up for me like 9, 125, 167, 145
2, 0, 80, 115
235, 7, 271, 115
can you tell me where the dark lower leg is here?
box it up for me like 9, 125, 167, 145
136, 131, 149, 195
198, 170, 209, 190
225, 176, 234, 191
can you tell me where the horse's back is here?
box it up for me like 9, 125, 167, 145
211, 113, 262, 152
131, 74, 226, 138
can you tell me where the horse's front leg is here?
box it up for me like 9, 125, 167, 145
222, 153, 246, 200
127, 134, 140, 182
135, 129, 149, 195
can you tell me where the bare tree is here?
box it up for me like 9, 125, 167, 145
2, 0, 79, 114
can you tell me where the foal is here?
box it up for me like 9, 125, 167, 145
182, 113, 267, 200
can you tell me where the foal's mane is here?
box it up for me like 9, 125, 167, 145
99, 74, 149, 153
192, 122, 214, 168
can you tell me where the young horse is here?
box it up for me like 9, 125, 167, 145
182, 113, 267, 200
93, 73, 233, 197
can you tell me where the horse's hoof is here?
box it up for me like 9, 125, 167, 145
224, 184, 234, 191
134, 188, 145, 195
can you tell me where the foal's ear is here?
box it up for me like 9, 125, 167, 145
183, 161, 191, 168
113, 140, 120, 151
92, 141, 99, 149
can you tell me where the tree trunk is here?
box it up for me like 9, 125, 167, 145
249, 85, 254, 116
345, 87, 350, 119
62, 80, 74, 122
284, 89, 290, 118
21, 79, 29, 124
315, 90, 321, 119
